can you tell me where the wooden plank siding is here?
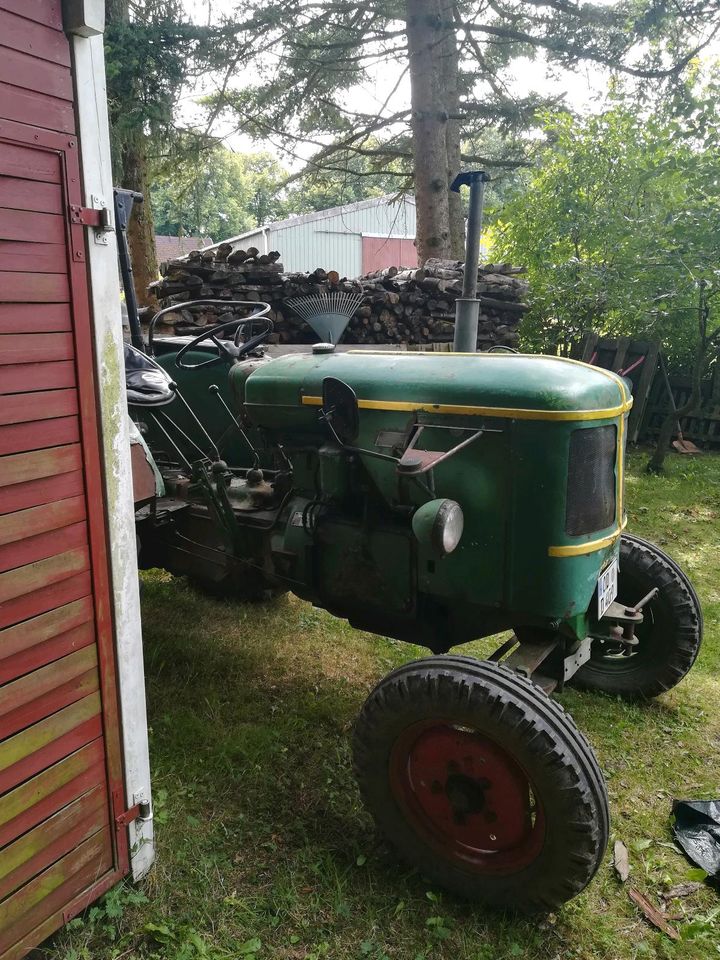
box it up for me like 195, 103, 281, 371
0, 8, 130, 957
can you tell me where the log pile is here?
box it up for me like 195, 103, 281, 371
148, 246, 528, 349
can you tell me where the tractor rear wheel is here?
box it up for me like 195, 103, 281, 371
573, 535, 702, 699
353, 656, 608, 911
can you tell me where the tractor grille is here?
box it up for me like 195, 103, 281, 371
565, 425, 617, 535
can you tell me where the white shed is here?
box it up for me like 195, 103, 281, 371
202, 195, 417, 278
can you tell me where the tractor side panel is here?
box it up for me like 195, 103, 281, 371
0, 6, 129, 956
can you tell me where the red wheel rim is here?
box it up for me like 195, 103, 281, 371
389, 721, 545, 873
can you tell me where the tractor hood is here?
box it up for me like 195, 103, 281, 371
236, 351, 631, 431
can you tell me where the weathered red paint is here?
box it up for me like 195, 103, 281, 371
0, 333, 75, 365
0, 390, 79, 427
0, 680, 100, 748
1, 470, 84, 516
0, 546, 90, 604
0, 1, 63, 31
0, 241, 68, 273
0, 622, 95, 688
0, 495, 86, 542
0, 740, 105, 848
0, 416, 80, 456
0, 178, 64, 214
0, 445, 82, 488
0, 140, 59, 181
0, 598, 93, 661
131, 441, 160, 504
0, 361, 77, 396
0, 9, 71, 66
0, 10, 133, 950
0, 304, 71, 334
0, 785, 108, 902
0, 666, 99, 742
0, 208, 66, 244
0, 571, 92, 631
0, 830, 112, 955
0, 48, 73, 101
0, 699, 103, 796
0, 521, 88, 574
0, 272, 70, 302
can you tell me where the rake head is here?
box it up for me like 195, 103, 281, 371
286, 291, 365, 344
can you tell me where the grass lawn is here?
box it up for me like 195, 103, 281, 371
42, 451, 720, 960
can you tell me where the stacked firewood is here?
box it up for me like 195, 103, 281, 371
148, 247, 528, 349
347, 260, 528, 348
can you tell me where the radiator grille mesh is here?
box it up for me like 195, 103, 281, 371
565, 425, 617, 535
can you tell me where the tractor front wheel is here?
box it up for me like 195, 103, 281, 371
574, 534, 702, 699
353, 656, 609, 911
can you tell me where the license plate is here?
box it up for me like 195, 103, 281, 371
597, 558, 618, 619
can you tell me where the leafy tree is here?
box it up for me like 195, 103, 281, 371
207, 0, 720, 261
283, 144, 407, 214
105, 0, 237, 300
151, 146, 288, 240
496, 79, 720, 367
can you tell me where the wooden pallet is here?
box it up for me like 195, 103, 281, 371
640, 373, 720, 447
571, 335, 660, 443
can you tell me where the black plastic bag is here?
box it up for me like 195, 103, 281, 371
672, 800, 720, 877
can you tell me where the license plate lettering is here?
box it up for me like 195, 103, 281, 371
597, 558, 618, 619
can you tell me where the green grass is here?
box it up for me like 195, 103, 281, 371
41, 452, 720, 960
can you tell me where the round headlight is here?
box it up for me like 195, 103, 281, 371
412, 499, 464, 557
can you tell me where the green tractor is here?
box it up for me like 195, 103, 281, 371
125, 295, 702, 912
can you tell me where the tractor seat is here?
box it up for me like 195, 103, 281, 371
124, 343, 175, 406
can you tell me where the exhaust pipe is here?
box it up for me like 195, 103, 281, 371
450, 171, 491, 353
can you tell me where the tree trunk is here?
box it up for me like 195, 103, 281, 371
122, 136, 159, 307
439, 0, 465, 259
105, 0, 158, 307
406, 0, 451, 263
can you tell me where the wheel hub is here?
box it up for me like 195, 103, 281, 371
390, 723, 544, 871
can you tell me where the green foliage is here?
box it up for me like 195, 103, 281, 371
283, 146, 406, 215
150, 141, 412, 240
150, 146, 287, 239
104, 1, 235, 171
496, 71, 720, 368
205, 0, 720, 187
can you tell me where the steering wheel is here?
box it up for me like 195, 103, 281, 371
146, 299, 272, 370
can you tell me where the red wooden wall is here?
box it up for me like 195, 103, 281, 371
0, 3, 129, 957
361, 235, 418, 274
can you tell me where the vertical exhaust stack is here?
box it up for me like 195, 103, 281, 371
450, 171, 491, 353
114, 188, 146, 352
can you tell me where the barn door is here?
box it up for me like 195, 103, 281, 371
0, 124, 129, 957
361, 235, 418, 274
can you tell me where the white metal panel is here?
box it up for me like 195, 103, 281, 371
232, 229, 264, 251
200, 196, 417, 278
268, 198, 416, 276
72, 33, 154, 881
272, 224, 361, 275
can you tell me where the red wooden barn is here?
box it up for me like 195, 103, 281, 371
0, 2, 153, 956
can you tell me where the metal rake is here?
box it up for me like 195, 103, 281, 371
285, 290, 365, 344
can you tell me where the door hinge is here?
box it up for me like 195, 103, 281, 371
114, 788, 152, 828
69, 195, 113, 245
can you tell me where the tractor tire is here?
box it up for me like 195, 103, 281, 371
573, 535, 702, 699
353, 656, 609, 911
